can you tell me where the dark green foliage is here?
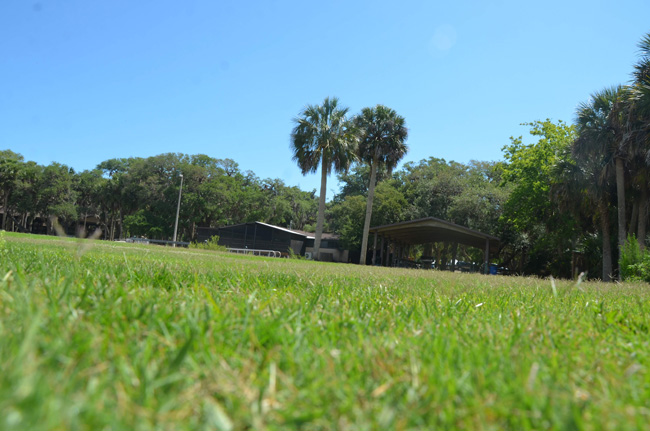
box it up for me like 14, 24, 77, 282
329, 182, 407, 251
500, 120, 581, 277
189, 235, 226, 251
329, 157, 508, 268
1, 151, 319, 242
620, 235, 650, 282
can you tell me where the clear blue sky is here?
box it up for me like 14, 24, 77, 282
1, 0, 648, 196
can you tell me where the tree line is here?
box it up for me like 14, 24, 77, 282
500, 33, 650, 281
0, 151, 318, 241
1, 31, 647, 280
289, 32, 650, 278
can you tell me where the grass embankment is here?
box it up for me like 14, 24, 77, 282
1, 231, 649, 430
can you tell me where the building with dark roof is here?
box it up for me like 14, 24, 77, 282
197, 222, 349, 262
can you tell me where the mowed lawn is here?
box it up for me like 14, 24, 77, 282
1, 232, 649, 431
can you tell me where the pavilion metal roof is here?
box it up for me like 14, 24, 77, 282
369, 217, 499, 253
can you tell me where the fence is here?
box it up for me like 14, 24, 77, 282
227, 248, 281, 258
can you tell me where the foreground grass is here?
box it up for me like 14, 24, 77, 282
1, 232, 649, 430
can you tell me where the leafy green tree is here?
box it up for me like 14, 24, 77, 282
333, 164, 389, 203
97, 157, 136, 240
38, 163, 78, 234
12, 161, 41, 232
501, 120, 578, 276
329, 181, 407, 252
328, 195, 366, 251
448, 161, 508, 235
75, 169, 105, 233
0, 150, 24, 230
291, 97, 358, 260
398, 158, 468, 221
354, 105, 408, 265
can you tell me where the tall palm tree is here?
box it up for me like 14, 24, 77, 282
557, 146, 615, 282
573, 87, 622, 280
607, 89, 631, 256
291, 97, 358, 260
355, 105, 408, 265
628, 32, 650, 247
631, 32, 650, 113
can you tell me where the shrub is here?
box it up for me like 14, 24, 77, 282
189, 236, 226, 252
287, 247, 304, 259
619, 234, 650, 282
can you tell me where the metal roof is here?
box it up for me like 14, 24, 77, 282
220, 221, 339, 241
369, 217, 499, 252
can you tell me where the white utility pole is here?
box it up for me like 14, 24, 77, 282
172, 173, 184, 246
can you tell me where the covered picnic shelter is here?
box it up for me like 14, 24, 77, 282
368, 217, 499, 272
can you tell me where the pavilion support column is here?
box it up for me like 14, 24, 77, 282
484, 238, 490, 275
451, 242, 458, 272
380, 236, 386, 267
385, 238, 390, 267
371, 232, 378, 266
386, 239, 390, 267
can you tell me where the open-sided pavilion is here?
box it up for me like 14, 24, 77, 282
369, 217, 499, 272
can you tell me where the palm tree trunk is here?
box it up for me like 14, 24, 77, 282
615, 157, 627, 281
638, 182, 648, 250
616, 157, 626, 250
599, 199, 613, 282
359, 157, 379, 265
630, 200, 639, 237
2, 193, 8, 231
313, 158, 328, 260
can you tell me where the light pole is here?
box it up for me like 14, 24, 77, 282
172, 173, 183, 246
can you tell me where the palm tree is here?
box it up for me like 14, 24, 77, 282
291, 97, 358, 260
557, 147, 615, 282
355, 105, 408, 265
628, 32, 650, 247
631, 32, 650, 112
573, 87, 622, 280
607, 89, 632, 258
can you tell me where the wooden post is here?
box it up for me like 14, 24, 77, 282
380, 236, 386, 266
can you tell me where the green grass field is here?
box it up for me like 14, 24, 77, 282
1, 231, 649, 430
